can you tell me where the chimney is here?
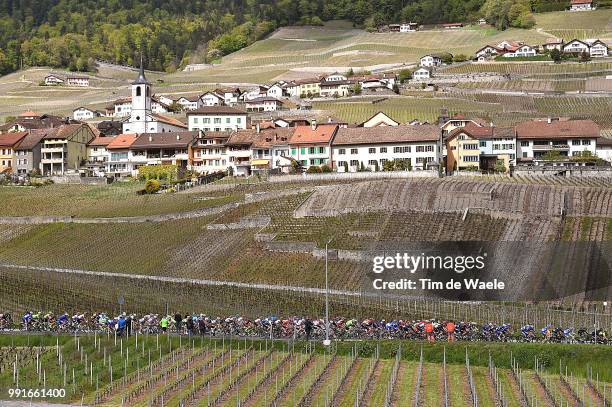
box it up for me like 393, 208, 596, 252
327, 116, 332, 123
311, 119, 317, 131
176, 134, 180, 140
256, 123, 260, 133
547, 117, 552, 124
148, 135, 153, 142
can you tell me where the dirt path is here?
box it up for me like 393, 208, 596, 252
241, 352, 294, 407
506, 370, 529, 407
360, 359, 383, 407
331, 358, 362, 407
531, 373, 556, 407
558, 376, 582, 407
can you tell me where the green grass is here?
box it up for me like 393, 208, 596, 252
0, 183, 238, 217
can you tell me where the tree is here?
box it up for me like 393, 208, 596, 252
320, 164, 332, 173
382, 160, 395, 171
346, 68, 354, 77
394, 159, 408, 171
580, 51, 591, 63
453, 54, 468, 62
494, 159, 506, 173
550, 49, 562, 63
306, 165, 322, 173
398, 69, 412, 83
145, 179, 161, 194
352, 83, 362, 95
481, 0, 535, 30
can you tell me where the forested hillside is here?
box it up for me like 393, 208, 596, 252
0, 0, 583, 76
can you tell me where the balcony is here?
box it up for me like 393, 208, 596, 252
532, 144, 569, 151
42, 147, 65, 153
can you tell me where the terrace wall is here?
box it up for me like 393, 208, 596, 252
269, 170, 438, 183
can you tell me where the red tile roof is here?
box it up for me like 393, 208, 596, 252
290, 124, 338, 145
107, 134, 137, 150
0, 131, 28, 147
571, 0, 591, 4
131, 131, 199, 149
334, 125, 440, 146
515, 119, 600, 139
151, 113, 187, 128
89, 136, 114, 147
447, 123, 514, 141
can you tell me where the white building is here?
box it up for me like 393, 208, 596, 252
121, 64, 187, 134
266, 83, 286, 98
192, 131, 231, 174
186, 106, 248, 132
245, 97, 283, 112
420, 55, 442, 67
586, 40, 609, 57
73, 107, 102, 121
412, 67, 432, 80
502, 45, 537, 58
596, 137, 612, 163
44, 74, 65, 86
200, 92, 224, 107
570, 0, 593, 11
400, 23, 418, 32
332, 125, 440, 172
66, 76, 90, 87
360, 112, 399, 127
515, 119, 599, 162
176, 96, 202, 111
562, 39, 591, 54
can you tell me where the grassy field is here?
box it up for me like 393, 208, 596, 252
0, 182, 238, 217
0, 335, 609, 405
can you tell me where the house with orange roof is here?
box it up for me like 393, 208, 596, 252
0, 131, 29, 172
445, 123, 515, 172
106, 134, 138, 177
288, 122, 338, 169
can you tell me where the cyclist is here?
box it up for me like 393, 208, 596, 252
446, 321, 456, 342
425, 321, 435, 342
160, 315, 169, 333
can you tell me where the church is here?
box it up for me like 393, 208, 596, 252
122, 62, 187, 134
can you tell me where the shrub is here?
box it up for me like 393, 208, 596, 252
138, 164, 178, 181
320, 164, 332, 173
144, 179, 161, 194
306, 166, 322, 174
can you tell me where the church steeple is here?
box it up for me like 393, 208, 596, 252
132, 55, 150, 85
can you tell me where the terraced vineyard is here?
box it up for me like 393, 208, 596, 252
1, 336, 610, 407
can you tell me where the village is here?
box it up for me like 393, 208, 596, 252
0, 62, 611, 185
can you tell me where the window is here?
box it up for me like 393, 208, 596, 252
393, 146, 410, 153
572, 140, 581, 146
193, 118, 199, 124
214, 118, 221, 124
480, 141, 487, 148
226, 118, 231, 124
319, 147, 325, 154
380, 147, 387, 153
291, 148, 297, 156
309, 147, 316, 154
463, 144, 479, 150
582, 140, 590, 145
380, 159, 388, 165
310, 159, 316, 165
350, 148, 358, 154
236, 118, 241, 124
493, 144, 501, 150
300, 148, 306, 155
203, 118, 211, 124
338, 160, 347, 167
523, 152, 528, 158
136, 86, 141, 96
338, 149, 346, 155
350, 160, 359, 166
368, 160, 377, 166
463, 156, 479, 162
369, 148, 376, 154
520, 141, 529, 147
510, 154, 515, 160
